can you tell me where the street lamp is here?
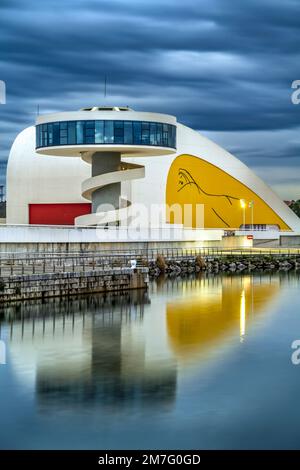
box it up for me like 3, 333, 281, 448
248, 201, 254, 231
240, 199, 246, 230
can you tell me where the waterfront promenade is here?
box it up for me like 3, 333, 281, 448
0, 246, 299, 302
0, 246, 299, 277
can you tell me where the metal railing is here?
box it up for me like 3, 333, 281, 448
0, 247, 299, 277
0, 255, 145, 278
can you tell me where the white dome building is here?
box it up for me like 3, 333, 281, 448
6, 106, 300, 237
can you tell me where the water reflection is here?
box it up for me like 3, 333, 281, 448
166, 274, 280, 360
0, 273, 288, 414
1, 290, 177, 411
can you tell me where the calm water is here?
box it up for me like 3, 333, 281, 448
0, 272, 300, 450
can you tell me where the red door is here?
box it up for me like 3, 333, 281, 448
29, 203, 91, 225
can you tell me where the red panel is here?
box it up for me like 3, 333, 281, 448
29, 203, 91, 225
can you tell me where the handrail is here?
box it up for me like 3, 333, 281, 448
0, 247, 299, 258
0, 223, 278, 231
0, 246, 299, 278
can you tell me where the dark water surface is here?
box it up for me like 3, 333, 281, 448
0, 272, 300, 449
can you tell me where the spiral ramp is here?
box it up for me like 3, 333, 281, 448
75, 160, 145, 226
34, 107, 177, 227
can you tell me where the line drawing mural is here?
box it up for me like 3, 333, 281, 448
177, 168, 240, 227
166, 154, 291, 229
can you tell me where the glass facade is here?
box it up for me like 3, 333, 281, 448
36, 120, 176, 149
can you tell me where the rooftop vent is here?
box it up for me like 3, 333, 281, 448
80, 106, 133, 112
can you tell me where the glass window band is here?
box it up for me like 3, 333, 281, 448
36, 120, 176, 149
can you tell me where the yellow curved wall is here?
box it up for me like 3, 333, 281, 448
166, 154, 290, 230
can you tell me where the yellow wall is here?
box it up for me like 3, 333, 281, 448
166, 154, 290, 230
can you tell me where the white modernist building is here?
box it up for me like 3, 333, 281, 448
6, 106, 300, 239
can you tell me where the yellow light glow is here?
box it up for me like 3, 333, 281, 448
240, 199, 246, 209
166, 276, 280, 360
240, 288, 246, 339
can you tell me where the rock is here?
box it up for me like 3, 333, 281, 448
156, 255, 167, 273
195, 255, 206, 269
279, 261, 292, 270
237, 263, 246, 270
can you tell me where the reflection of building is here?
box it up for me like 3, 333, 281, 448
2, 274, 284, 412
165, 274, 280, 361
0, 185, 5, 203
5, 290, 177, 411
6, 106, 300, 233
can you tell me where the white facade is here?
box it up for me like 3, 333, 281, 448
6, 126, 90, 225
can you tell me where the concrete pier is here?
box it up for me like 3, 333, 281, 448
0, 268, 148, 302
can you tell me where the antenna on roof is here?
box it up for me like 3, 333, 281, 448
37, 104, 40, 116
104, 75, 107, 99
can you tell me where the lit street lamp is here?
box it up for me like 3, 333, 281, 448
240, 199, 246, 230
248, 201, 254, 231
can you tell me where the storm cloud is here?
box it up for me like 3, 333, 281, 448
0, 0, 300, 197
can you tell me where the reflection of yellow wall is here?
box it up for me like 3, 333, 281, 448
166, 276, 279, 359
166, 154, 290, 230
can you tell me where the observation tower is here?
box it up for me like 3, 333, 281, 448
36, 106, 177, 226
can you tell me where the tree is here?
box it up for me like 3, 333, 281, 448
290, 200, 300, 218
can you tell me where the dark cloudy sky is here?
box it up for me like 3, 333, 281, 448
0, 0, 300, 198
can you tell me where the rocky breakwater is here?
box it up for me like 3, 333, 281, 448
149, 254, 300, 277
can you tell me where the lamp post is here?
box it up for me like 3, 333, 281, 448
249, 201, 254, 231
240, 199, 246, 231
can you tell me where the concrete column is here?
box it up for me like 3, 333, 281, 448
91, 152, 121, 213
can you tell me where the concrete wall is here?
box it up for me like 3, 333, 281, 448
253, 239, 280, 248
221, 236, 253, 249
0, 269, 148, 302
0, 240, 222, 254
0, 225, 224, 252
280, 236, 300, 247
